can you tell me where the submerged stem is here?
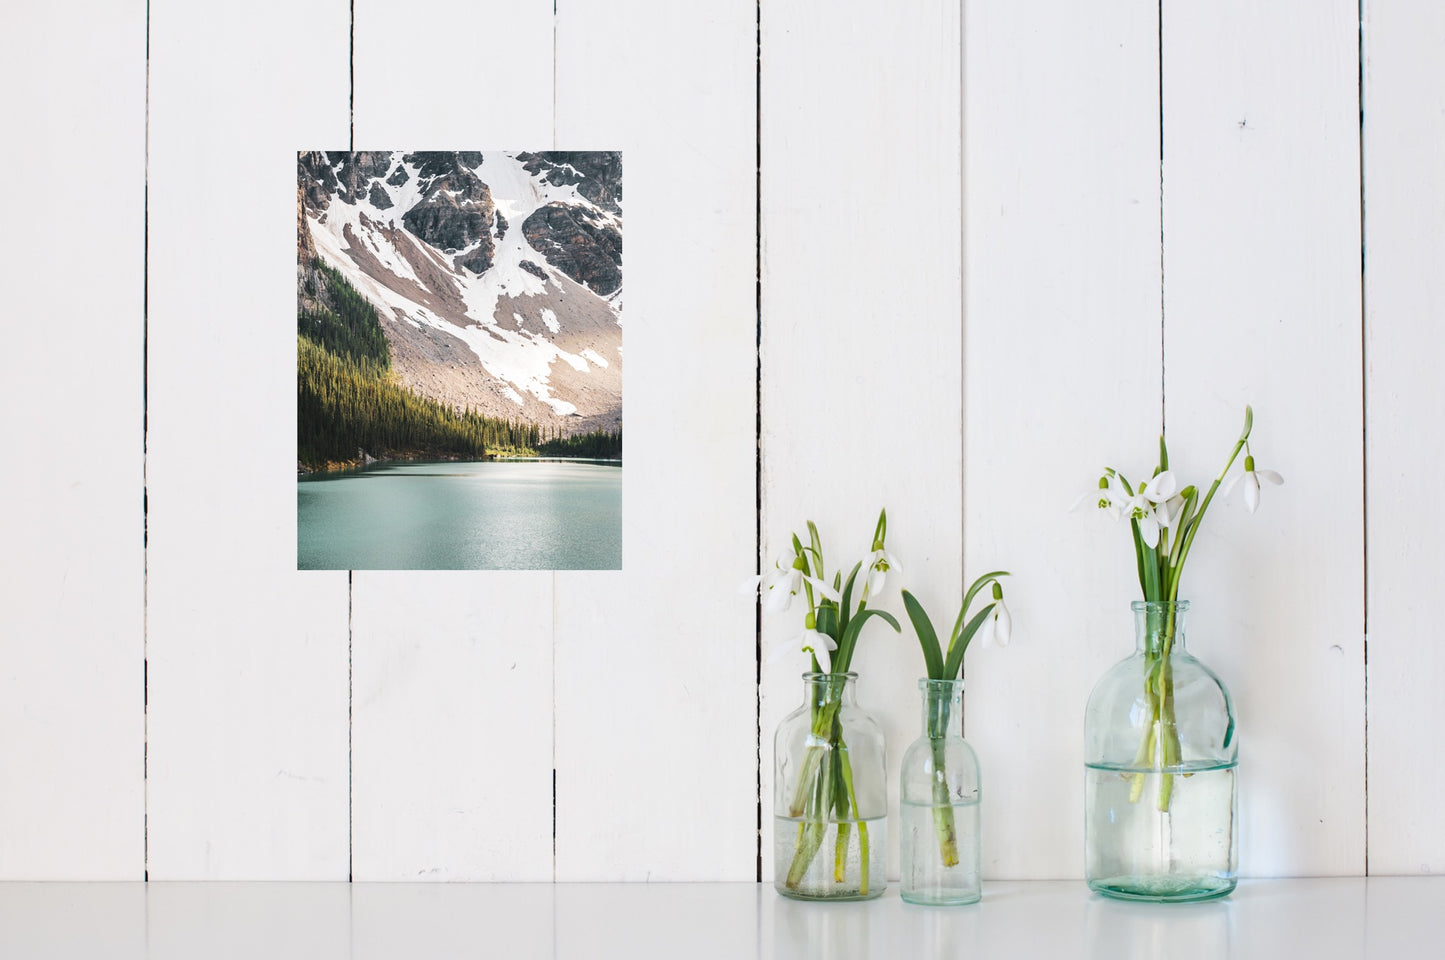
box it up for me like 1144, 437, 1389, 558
784, 678, 869, 894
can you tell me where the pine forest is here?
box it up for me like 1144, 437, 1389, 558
297, 262, 619, 470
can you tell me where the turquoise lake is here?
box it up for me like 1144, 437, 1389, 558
298, 459, 621, 570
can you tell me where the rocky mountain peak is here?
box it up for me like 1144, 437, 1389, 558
298, 150, 623, 434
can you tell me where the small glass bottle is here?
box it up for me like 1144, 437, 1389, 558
1084, 601, 1238, 901
773, 672, 887, 900
900, 678, 981, 905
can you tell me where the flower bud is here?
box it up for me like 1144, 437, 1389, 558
991, 582, 1004, 601
1244, 455, 1255, 472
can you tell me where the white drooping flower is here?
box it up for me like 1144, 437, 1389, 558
742, 554, 840, 613
863, 547, 902, 599
1107, 470, 1177, 549
1222, 455, 1283, 514
983, 582, 1012, 648
767, 626, 839, 665
1156, 493, 1186, 531
1070, 474, 1128, 518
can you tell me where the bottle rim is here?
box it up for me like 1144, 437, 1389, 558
800, 671, 858, 681
916, 677, 965, 690
1130, 600, 1190, 612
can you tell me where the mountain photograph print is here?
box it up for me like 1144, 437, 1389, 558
296, 151, 622, 570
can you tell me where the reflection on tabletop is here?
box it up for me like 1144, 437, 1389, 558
1, 879, 1443, 959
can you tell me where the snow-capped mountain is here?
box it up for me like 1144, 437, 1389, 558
297, 150, 622, 432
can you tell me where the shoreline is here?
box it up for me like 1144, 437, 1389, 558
298, 452, 621, 477
297, 451, 493, 476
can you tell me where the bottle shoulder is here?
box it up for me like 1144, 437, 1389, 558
1084, 650, 1237, 766
900, 735, 981, 802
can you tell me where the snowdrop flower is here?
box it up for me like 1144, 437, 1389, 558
1222, 455, 1283, 514
983, 582, 1011, 648
1156, 493, 1186, 531
863, 547, 902, 598
1116, 471, 1178, 549
767, 625, 838, 665
1137, 471, 1179, 505
1070, 475, 1121, 516
742, 554, 839, 613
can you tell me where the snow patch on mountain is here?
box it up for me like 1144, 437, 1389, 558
300, 150, 622, 431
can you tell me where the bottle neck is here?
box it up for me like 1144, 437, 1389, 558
1133, 601, 1189, 656
919, 678, 964, 739
802, 672, 857, 709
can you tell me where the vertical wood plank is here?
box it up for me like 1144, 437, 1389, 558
348, 0, 556, 881
551, 0, 758, 880
1162, 0, 1364, 875
146, 0, 352, 878
0, 0, 147, 879
758, 0, 964, 882
961, 0, 1164, 879
350, 574, 553, 880
1362, 0, 1445, 875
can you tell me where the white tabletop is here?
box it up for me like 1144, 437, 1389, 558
1, 879, 1441, 958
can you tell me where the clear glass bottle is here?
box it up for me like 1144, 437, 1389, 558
773, 672, 887, 900
1084, 601, 1238, 901
900, 678, 981, 905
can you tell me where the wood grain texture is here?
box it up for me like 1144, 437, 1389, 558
145, 0, 351, 878
1162, 0, 1364, 876
551, 0, 758, 881
0, 0, 147, 879
759, 0, 964, 883
960, 0, 1164, 880
1362, 0, 1445, 876
348, 0, 557, 883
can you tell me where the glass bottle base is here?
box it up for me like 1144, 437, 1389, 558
772, 816, 888, 902
774, 884, 887, 903
900, 890, 981, 906
1087, 875, 1236, 903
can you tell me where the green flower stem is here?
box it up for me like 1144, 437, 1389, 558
1127, 627, 1185, 811
834, 820, 851, 882
786, 698, 842, 817
926, 690, 960, 867
784, 682, 869, 894
785, 749, 833, 889
929, 736, 960, 867
1165, 411, 1252, 602
835, 735, 870, 896
1128, 670, 1160, 803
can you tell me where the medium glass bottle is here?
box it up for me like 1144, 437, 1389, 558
773, 672, 887, 900
1084, 601, 1238, 901
900, 678, 981, 905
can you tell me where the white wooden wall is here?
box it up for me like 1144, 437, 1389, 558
2, 0, 1443, 882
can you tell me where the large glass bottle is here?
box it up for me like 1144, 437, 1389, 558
773, 672, 887, 900
900, 678, 981, 905
1084, 601, 1238, 901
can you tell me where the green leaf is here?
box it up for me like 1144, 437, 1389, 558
943, 602, 995, 680
839, 561, 863, 639
902, 590, 945, 680
835, 608, 901, 671
815, 603, 839, 644
807, 521, 824, 580
1240, 405, 1254, 441
1130, 520, 1150, 597
1158, 434, 1169, 472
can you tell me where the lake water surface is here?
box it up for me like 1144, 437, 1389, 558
298, 459, 621, 570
